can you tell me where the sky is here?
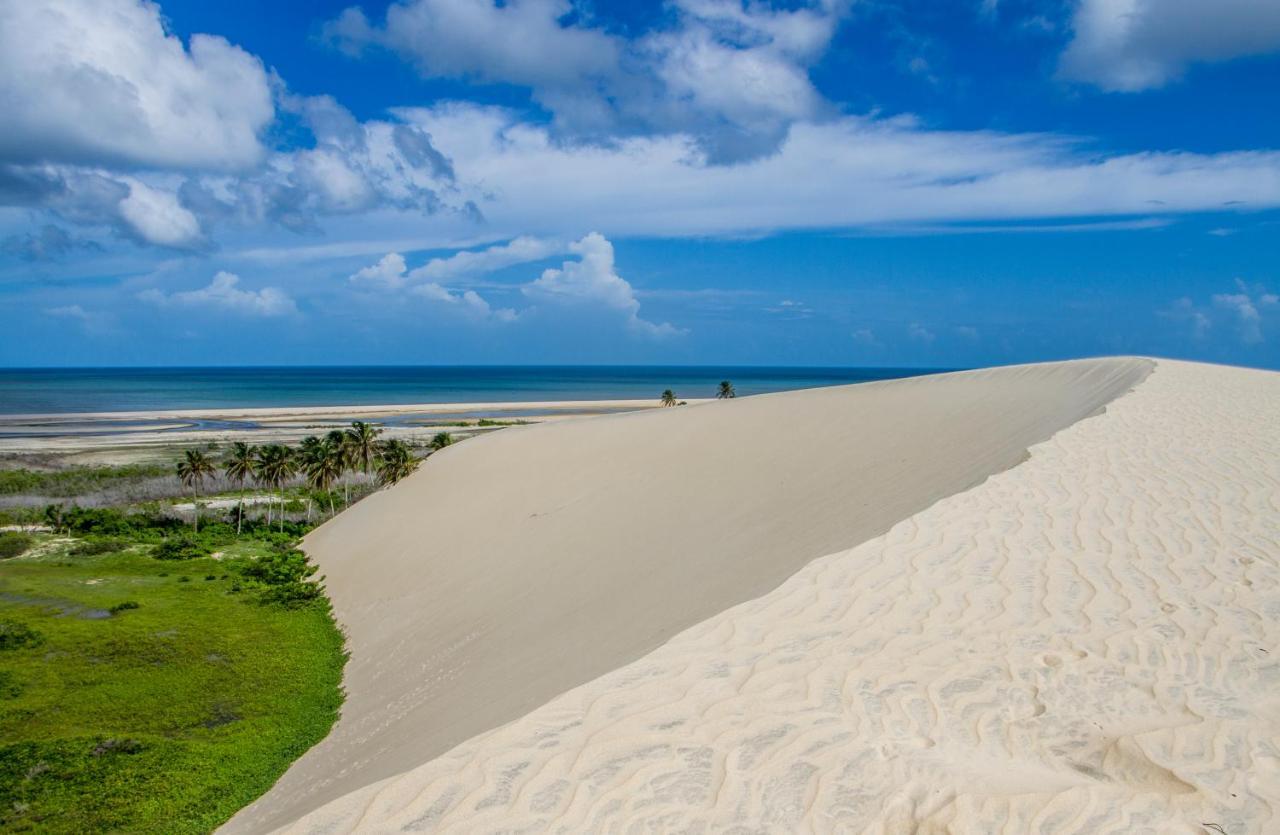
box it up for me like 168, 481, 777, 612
1, 0, 1278, 369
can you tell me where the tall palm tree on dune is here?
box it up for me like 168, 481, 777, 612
660, 389, 677, 407
717, 380, 736, 399
223, 441, 256, 534
176, 449, 216, 532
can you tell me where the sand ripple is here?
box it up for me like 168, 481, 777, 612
279, 360, 1280, 833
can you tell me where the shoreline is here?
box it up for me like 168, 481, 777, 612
0, 398, 706, 424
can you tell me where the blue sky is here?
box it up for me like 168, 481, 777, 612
1, 0, 1278, 368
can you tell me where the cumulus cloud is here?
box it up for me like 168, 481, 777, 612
117, 179, 205, 249
523, 232, 681, 337
851, 328, 880, 347
412, 282, 517, 321
325, 0, 848, 161
1161, 281, 1276, 343
349, 252, 409, 288
409, 236, 561, 283
907, 322, 936, 343
0, 0, 273, 171
185, 97, 459, 235
1059, 0, 1280, 91
1213, 279, 1278, 344
0, 2, 459, 249
139, 271, 297, 316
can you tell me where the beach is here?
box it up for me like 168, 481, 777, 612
213, 354, 1280, 833
0, 400, 696, 461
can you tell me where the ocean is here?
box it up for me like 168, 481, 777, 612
0, 366, 948, 415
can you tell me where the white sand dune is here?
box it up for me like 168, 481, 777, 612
239, 358, 1280, 833
224, 357, 1172, 833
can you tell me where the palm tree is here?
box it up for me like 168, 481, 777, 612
346, 421, 382, 485
376, 439, 419, 486
255, 444, 297, 532
303, 436, 345, 517
326, 429, 354, 506
717, 380, 736, 399
223, 441, 256, 534
176, 449, 216, 532
429, 431, 454, 451
660, 389, 677, 407
297, 436, 326, 519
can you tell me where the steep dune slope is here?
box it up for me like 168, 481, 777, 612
225, 357, 1152, 832
270, 360, 1280, 834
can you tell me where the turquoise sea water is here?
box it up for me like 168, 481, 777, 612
0, 367, 949, 415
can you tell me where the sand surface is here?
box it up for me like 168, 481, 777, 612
248, 358, 1280, 834
224, 357, 1160, 833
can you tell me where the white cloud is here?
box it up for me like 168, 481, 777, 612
1212, 279, 1278, 344
851, 328, 880, 347
907, 322, 935, 343
326, 0, 849, 161
0, 0, 273, 171
350, 252, 408, 287
409, 235, 560, 283
139, 271, 297, 316
117, 179, 204, 249
399, 104, 1280, 238
411, 282, 516, 321
523, 232, 681, 337
1059, 0, 1280, 92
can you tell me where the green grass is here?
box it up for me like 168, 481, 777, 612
0, 538, 346, 833
0, 464, 171, 497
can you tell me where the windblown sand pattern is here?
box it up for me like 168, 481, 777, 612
267, 359, 1279, 833
226, 358, 1151, 832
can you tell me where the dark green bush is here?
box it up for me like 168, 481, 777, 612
0, 620, 44, 651
72, 537, 129, 556
0, 532, 35, 559
234, 546, 326, 609
153, 536, 213, 562
108, 601, 140, 615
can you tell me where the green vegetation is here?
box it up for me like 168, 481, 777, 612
0, 532, 35, 560
660, 388, 677, 407
717, 380, 736, 399
0, 533, 345, 833
475, 418, 530, 427
0, 464, 169, 498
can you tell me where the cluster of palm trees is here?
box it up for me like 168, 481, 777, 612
660, 380, 735, 407
176, 421, 426, 532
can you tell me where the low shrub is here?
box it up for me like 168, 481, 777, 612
72, 537, 129, 557
108, 601, 140, 615
153, 536, 213, 561
0, 620, 44, 651
0, 532, 35, 559
234, 545, 327, 609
